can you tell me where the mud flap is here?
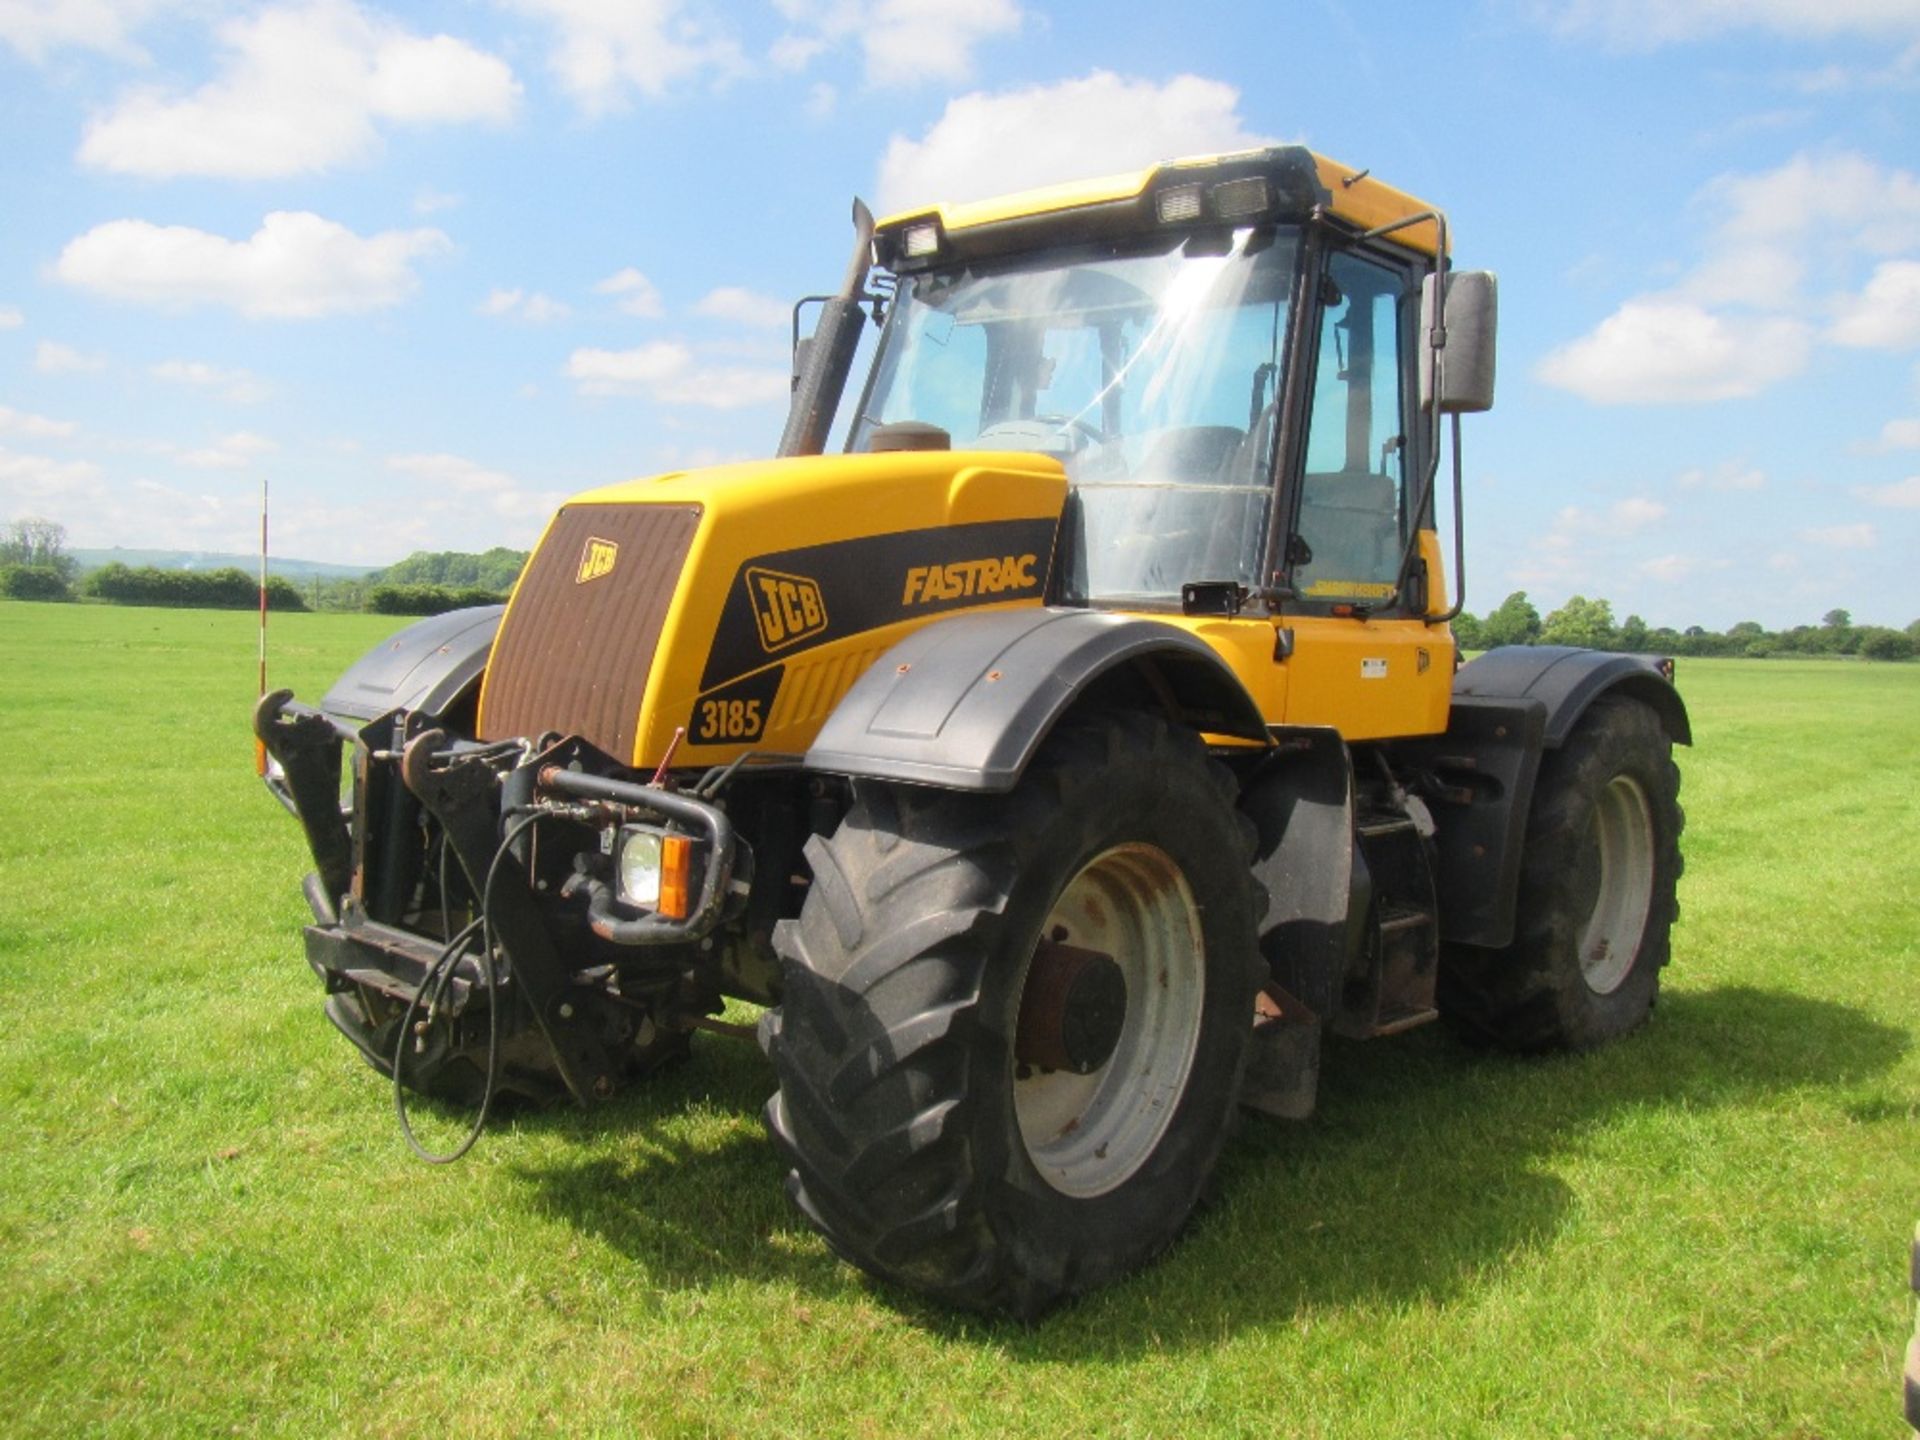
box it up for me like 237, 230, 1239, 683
1242, 981, 1321, 1120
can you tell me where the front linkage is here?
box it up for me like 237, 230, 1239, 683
254, 691, 748, 1144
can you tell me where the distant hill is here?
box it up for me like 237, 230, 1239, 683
71, 548, 378, 581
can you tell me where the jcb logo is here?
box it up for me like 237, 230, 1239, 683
577, 537, 618, 584
746, 567, 827, 652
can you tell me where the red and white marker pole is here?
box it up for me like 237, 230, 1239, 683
255, 478, 269, 777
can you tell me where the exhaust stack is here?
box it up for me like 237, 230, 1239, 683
777, 198, 875, 458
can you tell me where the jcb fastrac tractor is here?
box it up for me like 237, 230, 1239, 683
256, 146, 1688, 1318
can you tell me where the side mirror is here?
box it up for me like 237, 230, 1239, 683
1420, 270, 1497, 414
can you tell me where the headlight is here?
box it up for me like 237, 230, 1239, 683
616, 829, 663, 908
615, 826, 694, 919
1156, 184, 1203, 224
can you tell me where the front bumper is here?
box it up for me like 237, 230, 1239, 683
253, 690, 741, 1106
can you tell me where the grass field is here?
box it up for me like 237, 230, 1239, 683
1, 601, 1915, 1438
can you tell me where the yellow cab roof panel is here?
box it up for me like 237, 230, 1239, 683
876, 146, 1444, 257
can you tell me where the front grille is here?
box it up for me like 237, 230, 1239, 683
479, 503, 700, 760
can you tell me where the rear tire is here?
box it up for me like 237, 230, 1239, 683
762, 714, 1262, 1318
1440, 695, 1683, 1052
1906, 1221, 1919, 1435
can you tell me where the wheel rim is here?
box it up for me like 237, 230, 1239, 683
1013, 843, 1205, 1199
1577, 774, 1655, 994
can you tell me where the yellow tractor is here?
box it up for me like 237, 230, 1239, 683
257, 145, 1688, 1318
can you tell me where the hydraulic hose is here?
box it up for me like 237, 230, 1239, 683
391, 809, 546, 1164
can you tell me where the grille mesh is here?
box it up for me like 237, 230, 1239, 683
479, 503, 700, 760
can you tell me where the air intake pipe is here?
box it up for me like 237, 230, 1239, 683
777, 198, 876, 458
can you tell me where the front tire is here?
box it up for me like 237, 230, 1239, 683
1440, 695, 1684, 1052
762, 714, 1262, 1318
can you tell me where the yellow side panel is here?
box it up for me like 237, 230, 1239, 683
1115, 613, 1290, 728
1283, 616, 1454, 739
1114, 608, 1452, 744
1124, 527, 1456, 743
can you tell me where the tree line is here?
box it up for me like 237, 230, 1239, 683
7, 514, 1918, 658
1, 517, 526, 616
1453, 592, 1919, 662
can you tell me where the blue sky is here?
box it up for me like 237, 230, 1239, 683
1, 0, 1916, 629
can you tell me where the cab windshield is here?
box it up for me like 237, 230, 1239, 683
851, 228, 1301, 603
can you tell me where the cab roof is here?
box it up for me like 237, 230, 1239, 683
872, 146, 1443, 271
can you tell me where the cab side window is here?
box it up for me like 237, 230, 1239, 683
1294, 250, 1411, 604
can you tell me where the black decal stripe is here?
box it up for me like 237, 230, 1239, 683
699, 517, 1058, 691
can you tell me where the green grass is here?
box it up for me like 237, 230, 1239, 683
1, 603, 1914, 1438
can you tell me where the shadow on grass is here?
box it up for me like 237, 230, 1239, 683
508, 985, 1907, 1351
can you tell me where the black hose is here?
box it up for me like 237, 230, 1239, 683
391, 809, 544, 1164
391, 915, 485, 1163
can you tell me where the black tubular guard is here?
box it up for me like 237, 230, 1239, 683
804, 607, 1271, 792
1395, 645, 1690, 950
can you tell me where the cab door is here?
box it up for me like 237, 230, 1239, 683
1280, 244, 1452, 740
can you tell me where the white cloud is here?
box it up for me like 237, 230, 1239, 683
385, 452, 568, 524
804, 81, 836, 117
1610, 497, 1668, 530
1677, 461, 1766, 491
0, 0, 165, 62
178, 431, 277, 469
1792, 41, 1920, 95
1704, 152, 1920, 259
0, 305, 22, 329
862, 0, 1021, 85
769, 31, 826, 71
505, 0, 744, 114
479, 288, 572, 322
366, 30, 517, 122
1544, 151, 1920, 407
77, 0, 519, 180
1677, 244, 1804, 308
388, 452, 513, 494
1801, 522, 1877, 548
0, 446, 105, 506
0, 406, 79, 439
565, 343, 788, 409
1851, 475, 1920, 508
54, 211, 451, 319
694, 286, 788, 328
1534, 0, 1920, 48
658, 365, 792, 410
566, 342, 693, 393
150, 359, 271, 404
35, 341, 107, 374
1829, 261, 1920, 348
876, 71, 1274, 212
1639, 554, 1704, 583
412, 188, 463, 215
774, 0, 1023, 87
1537, 300, 1811, 404
1876, 418, 1920, 450
594, 267, 664, 318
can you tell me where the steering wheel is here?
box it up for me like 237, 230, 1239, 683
1038, 413, 1105, 450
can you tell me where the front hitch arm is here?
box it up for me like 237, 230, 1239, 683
252, 689, 354, 904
